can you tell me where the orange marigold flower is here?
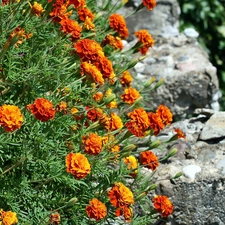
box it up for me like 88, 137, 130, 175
108, 182, 134, 208
56, 101, 68, 113
86, 198, 107, 221
82, 133, 102, 155
78, 7, 94, 21
142, 0, 156, 11
49, 212, 60, 225
115, 206, 133, 222
66, 152, 91, 179
140, 150, 159, 171
80, 62, 104, 86
93, 92, 103, 102
71, 107, 79, 114
135, 29, 154, 55
102, 34, 123, 50
86, 107, 103, 122
153, 195, 174, 217
0, 210, 18, 225
74, 39, 104, 62
30, 2, 45, 16
123, 155, 138, 177
0, 105, 23, 132
82, 17, 95, 31
174, 128, 185, 139
109, 14, 129, 39
121, 87, 140, 105
148, 112, 165, 135
156, 105, 173, 126
60, 17, 82, 41
68, 0, 86, 9
26, 98, 55, 122
120, 70, 133, 87
105, 112, 123, 131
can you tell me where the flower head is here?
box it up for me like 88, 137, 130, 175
109, 14, 129, 39
68, 0, 86, 9
82, 133, 102, 155
140, 150, 159, 171
66, 153, 91, 179
49, 212, 60, 225
0, 209, 18, 225
115, 206, 133, 222
102, 34, 123, 50
142, 0, 156, 11
56, 101, 68, 113
86, 107, 103, 122
108, 182, 134, 208
135, 30, 154, 55
78, 7, 94, 21
148, 112, 164, 135
86, 198, 107, 221
119, 71, 133, 87
26, 98, 55, 122
153, 195, 174, 217
93, 92, 103, 102
156, 105, 173, 126
174, 128, 185, 139
105, 112, 123, 131
31, 2, 45, 16
0, 105, 23, 132
82, 17, 95, 31
121, 87, 140, 105
123, 155, 138, 177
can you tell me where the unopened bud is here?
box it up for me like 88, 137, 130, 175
153, 78, 164, 90
103, 93, 116, 105
144, 77, 156, 88
126, 56, 146, 70
66, 197, 78, 207
167, 148, 178, 158
131, 96, 143, 107
146, 184, 158, 191
172, 171, 183, 179
94, 12, 103, 21
135, 192, 147, 201
149, 140, 161, 149
86, 121, 100, 131
122, 144, 136, 153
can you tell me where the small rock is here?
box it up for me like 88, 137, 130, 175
182, 165, 201, 180
216, 158, 225, 174
184, 28, 199, 38
134, 62, 145, 73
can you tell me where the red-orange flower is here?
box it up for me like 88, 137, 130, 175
68, 0, 86, 9
74, 39, 104, 62
86, 107, 103, 122
109, 14, 129, 39
105, 112, 123, 131
78, 7, 94, 21
60, 17, 82, 41
148, 112, 165, 135
66, 152, 91, 179
142, 0, 156, 11
49, 212, 60, 225
26, 98, 56, 122
115, 206, 133, 222
153, 195, 174, 217
82, 133, 102, 155
174, 128, 185, 139
56, 101, 68, 113
0, 105, 23, 132
86, 198, 107, 221
135, 30, 154, 55
119, 70, 133, 87
121, 87, 140, 104
156, 105, 173, 126
108, 182, 134, 208
0, 209, 18, 225
140, 150, 159, 171
30, 2, 45, 16
102, 34, 123, 50
80, 62, 104, 85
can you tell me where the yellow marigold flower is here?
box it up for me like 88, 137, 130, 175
121, 87, 140, 104
66, 153, 91, 179
120, 70, 133, 87
93, 92, 103, 102
83, 17, 95, 31
153, 195, 174, 217
56, 101, 68, 113
0, 209, 18, 225
123, 155, 138, 177
30, 2, 45, 16
0, 105, 23, 132
142, 0, 156, 11
107, 101, 117, 109
108, 182, 134, 208
105, 112, 123, 131
71, 107, 79, 114
82, 133, 102, 155
86, 198, 107, 221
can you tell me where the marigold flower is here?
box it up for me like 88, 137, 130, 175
86, 107, 103, 122
86, 198, 107, 221
30, 2, 45, 16
74, 39, 104, 62
109, 14, 129, 39
26, 98, 55, 122
108, 182, 134, 208
93, 92, 103, 102
66, 152, 91, 179
156, 105, 173, 126
0, 105, 23, 132
60, 17, 82, 41
174, 128, 185, 139
49, 212, 60, 225
120, 70, 133, 87
80, 62, 104, 85
56, 101, 68, 113
140, 150, 159, 171
102, 34, 123, 50
102, 135, 120, 158
148, 112, 165, 135
82, 17, 95, 31
105, 112, 123, 131
142, 0, 156, 11
68, 0, 86, 9
78, 7, 94, 21
115, 206, 133, 222
121, 87, 140, 105
153, 195, 174, 217
104, 89, 117, 108
82, 133, 102, 155
71, 107, 79, 114
123, 155, 138, 177
135, 29, 154, 55
0, 210, 18, 225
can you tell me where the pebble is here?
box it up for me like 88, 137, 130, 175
184, 28, 199, 38
216, 158, 225, 174
182, 165, 201, 180
134, 62, 145, 73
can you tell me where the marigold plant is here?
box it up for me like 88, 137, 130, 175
153, 195, 174, 217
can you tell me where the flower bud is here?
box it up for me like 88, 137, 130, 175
172, 171, 183, 179
153, 78, 164, 90
144, 77, 156, 88
126, 56, 146, 70
149, 140, 161, 149
131, 96, 143, 108
146, 184, 158, 191
135, 192, 147, 201
86, 121, 100, 131
66, 197, 78, 207
122, 144, 136, 153
167, 148, 178, 158
103, 93, 116, 105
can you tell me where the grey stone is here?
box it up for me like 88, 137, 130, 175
183, 27, 199, 38
216, 158, 225, 174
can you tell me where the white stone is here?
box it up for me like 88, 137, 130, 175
134, 62, 145, 73
136, 73, 146, 80
184, 28, 199, 38
182, 165, 201, 180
